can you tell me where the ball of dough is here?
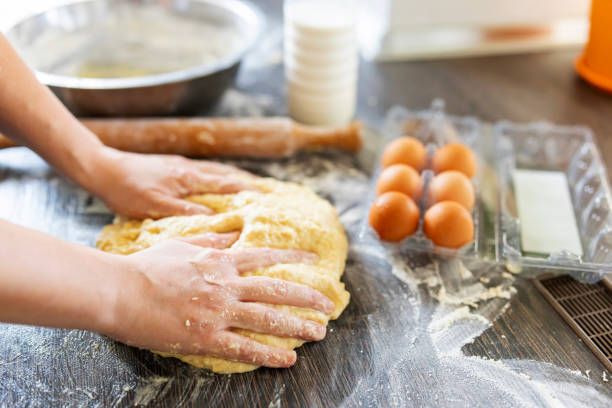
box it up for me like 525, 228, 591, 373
96, 177, 350, 374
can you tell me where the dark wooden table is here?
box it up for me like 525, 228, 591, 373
1, 1, 612, 406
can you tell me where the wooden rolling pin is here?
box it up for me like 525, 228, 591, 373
0, 118, 362, 158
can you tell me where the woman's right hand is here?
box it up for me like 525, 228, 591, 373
105, 232, 334, 368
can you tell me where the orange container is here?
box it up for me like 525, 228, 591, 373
576, 0, 612, 92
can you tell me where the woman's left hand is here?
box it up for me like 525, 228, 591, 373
86, 147, 257, 219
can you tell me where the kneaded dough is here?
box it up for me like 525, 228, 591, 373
96, 177, 350, 373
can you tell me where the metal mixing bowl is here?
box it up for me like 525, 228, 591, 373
5, 0, 263, 116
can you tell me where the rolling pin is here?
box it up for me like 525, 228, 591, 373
0, 117, 362, 158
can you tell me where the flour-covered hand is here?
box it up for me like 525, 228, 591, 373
86, 147, 256, 219
106, 232, 333, 368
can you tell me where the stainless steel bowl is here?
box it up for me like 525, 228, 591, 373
5, 0, 263, 116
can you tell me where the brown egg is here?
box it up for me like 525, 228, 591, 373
376, 164, 421, 198
428, 170, 475, 210
423, 201, 474, 248
381, 136, 427, 170
431, 143, 477, 178
369, 192, 420, 242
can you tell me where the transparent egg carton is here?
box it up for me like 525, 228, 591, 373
359, 100, 612, 283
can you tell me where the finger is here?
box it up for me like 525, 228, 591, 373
228, 248, 318, 273
208, 331, 297, 368
186, 173, 259, 195
232, 276, 334, 315
229, 302, 326, 341
148, 195, 213, 219
177, 232, 240, 249
195, 161, 256, 178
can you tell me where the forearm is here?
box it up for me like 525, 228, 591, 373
0, 218, 122, 333
0, 34, 104, 190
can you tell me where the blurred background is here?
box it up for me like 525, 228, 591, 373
1, 0, 605, 125
360, 0, 589, 60
1, 0, 590, 61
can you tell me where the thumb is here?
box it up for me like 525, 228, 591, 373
147, 196, 213, 219
178, 232, 240, 249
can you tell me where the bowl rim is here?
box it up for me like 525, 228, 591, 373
6, 0, 264, 90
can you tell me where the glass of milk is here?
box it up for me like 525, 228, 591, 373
284, 0, 358, 126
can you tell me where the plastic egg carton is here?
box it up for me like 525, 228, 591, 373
360, 100, 612, 283
360, 100, 486, 258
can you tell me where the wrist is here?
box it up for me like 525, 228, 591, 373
87, 251, 135, 337
72, 143, 117, 195
93, 253, 150, 343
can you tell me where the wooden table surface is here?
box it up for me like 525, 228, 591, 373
1, 1, 612, 406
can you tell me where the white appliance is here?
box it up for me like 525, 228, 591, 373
359, 0, 590, 60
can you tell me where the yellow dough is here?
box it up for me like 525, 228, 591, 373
96, 177, 350, 373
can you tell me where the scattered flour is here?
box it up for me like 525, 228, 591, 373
373, 252, 612, 407
435, 283, 516, 308
429, 306, 490, 333
132, 376, 174, 407
267, 381, 285, 408
392, 257, 516, 309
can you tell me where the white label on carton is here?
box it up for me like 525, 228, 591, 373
513, 169, 583, 256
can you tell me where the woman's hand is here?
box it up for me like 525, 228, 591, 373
85, 147, 257, 219
0, 35, 256, 220
108, 232, 334, 368
0, 220, 332, 369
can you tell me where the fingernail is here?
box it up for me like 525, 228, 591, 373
185, 204, 213, 215
307, 322, 326, 340
302, 251, 319, 263
237, 169, 257, 178
240, 183, 261, 192
322, 297, 335, 315
206, 232, 239, 249
219, 231, 240, 245
281, 351, 297, 367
